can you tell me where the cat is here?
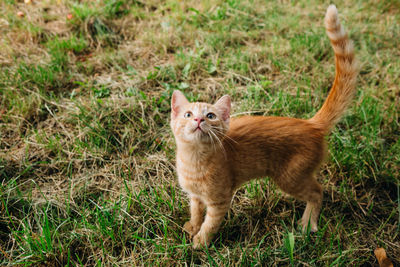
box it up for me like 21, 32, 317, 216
170, 5, 358, 248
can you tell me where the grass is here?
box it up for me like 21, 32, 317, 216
0, 0, 399, 265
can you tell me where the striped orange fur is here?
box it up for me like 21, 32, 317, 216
310, 5, 358, 130
170, 5, 358, 248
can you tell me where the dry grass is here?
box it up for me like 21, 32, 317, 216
0, 0, 399, 266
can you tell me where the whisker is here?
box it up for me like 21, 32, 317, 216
207, 131, 217, 152
211, 126, 238, 144
210, 126, 238, 153
209, 128, 227, 159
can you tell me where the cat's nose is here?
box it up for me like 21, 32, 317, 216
194, 117, 204, 125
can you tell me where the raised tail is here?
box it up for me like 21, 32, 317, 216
309, 5, 358, 132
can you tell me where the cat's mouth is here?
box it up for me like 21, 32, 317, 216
194, 126, 204, 133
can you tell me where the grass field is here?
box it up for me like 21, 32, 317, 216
0, 0, 399, 265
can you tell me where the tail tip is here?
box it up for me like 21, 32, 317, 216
326, 5, 338, 19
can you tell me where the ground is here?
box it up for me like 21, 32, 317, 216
0, 0, 399, 266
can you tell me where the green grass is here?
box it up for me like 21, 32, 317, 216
1, 0, 399, 265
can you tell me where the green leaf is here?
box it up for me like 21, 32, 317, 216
178, 82, 189, 90
207, 62, 217, 74
182, 63, 191, 78
284, 231, 295, 265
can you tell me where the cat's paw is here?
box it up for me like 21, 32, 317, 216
299, 218, 318, 233
183, 221, 201, 237
193, 232, 210, 249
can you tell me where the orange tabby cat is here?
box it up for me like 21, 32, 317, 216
170, 5, 358, 248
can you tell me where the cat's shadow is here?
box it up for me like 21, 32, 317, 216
212, 197, 304, 248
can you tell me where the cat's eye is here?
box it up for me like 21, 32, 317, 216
206, 112, 216, 119
184, 112, 192, 118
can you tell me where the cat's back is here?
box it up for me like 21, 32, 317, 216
228, 116, 324, 142
225, 115, 326, 164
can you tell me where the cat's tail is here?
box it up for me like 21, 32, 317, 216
309, 5, 358, 132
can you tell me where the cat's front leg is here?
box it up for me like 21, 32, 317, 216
183, 196, 205, 237
193, 200, 231, 249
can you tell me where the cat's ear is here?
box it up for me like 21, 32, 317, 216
171, 90, 189, 119
214, 95, 231, 122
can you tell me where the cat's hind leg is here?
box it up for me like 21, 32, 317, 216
292, 178, 323, 232
276, 172, 323, 232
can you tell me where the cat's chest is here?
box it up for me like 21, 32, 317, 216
176, 160, 209, 196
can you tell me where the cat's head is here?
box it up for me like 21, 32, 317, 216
170, 90, 231, 145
